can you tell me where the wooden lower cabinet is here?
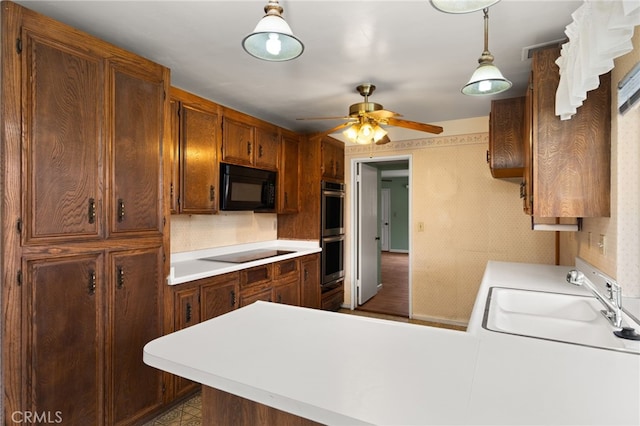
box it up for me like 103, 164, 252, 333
321, 282, 344, 311
24, 252, 105, 425
274, 276, 300, 306
23, 245, 164, 426
300, 254, 321, 309
109, 247, 165, 425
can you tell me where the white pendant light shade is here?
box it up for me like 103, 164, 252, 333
430, 0, 501, 14
461, 7, 511, 96
462, 62, 512, 95
242, 1, 304, 61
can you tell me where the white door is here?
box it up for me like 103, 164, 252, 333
357, 163, 380, 305
381, 188, 390, 252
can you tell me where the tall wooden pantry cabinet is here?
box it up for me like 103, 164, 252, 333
1, 2, 171, 425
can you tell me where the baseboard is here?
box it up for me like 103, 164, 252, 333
411, 313, 468, 328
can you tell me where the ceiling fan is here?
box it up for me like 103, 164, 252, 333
298, 84, 443, 145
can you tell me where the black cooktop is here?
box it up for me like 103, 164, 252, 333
200, 249, 295, 264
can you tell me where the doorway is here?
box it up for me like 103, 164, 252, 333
351, 155, 411, 318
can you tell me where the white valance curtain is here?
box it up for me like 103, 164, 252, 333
556, 0, 640, 120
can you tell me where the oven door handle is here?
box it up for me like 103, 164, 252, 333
322, 235, 345, 243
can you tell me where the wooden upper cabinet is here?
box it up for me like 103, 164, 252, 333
109, 62, 166, 236
254, 125, 280, 170
22, 27, 104, 245
321, 136, 345, 182
170, 87, 221, 215
222, 114, 254, 167
221, 108, 279, 171
488, 97, 525, 178
279, 131, 300, 214
527, 47, 611, 217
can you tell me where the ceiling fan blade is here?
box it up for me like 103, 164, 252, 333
375, 135, 392, 145
296, 116, 352, 121
309, 121, 355, 138
386, 117, 443, 134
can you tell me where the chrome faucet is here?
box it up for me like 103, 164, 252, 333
566, 269, 623, 328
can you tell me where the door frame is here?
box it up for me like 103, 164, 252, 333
349, 154, 412, 318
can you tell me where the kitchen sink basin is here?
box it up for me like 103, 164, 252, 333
483, 287, 640, 354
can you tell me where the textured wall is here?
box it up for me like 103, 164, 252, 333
170, 212, 277, 253
560, 30, 639, 297
346, 132, 556, 325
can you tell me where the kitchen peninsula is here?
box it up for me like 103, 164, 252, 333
145, 261, 640, 425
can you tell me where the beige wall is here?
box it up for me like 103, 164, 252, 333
170, 212, 277, 253
345, 121, 556, 325
560, 30, 640, 297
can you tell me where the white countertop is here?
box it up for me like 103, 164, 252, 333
146, 261, 640, 425
168, 240, 321, 285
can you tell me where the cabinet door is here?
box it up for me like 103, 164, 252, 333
24, 252, 105, 425
22, 28, 104, 245
222, 116, 254, 167
300, 255, 321, 309
321, 137, 345, 182
254, 126, 279, 170
173, 285, 200, 398
201, 274, 240, 322
109, 63, 165, 236
531, 47, 610, 217
274, 277, 300, 306
169, 98, 181, 214
175, 286, 200, 330
181, 104, 219, 214
488, 97, 525, 178
109, 246, 164, 425
279, 133, 300, 213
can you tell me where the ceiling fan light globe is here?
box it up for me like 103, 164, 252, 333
461, 62, 511, 95
343, 124, 360, 142
372, 125, 387, 142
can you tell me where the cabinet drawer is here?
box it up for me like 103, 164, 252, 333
274, 258, 299, 281
240, 264, 273, 287
239, 286, 273, 307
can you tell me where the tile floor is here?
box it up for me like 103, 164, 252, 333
143, 310, 465, 425
143, 393, 202, 426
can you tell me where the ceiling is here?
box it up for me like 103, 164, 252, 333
15, 0, 582, 143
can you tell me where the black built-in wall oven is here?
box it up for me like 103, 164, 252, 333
321, 181, 345, 290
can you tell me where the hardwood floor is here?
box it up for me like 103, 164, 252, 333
357, 251, 409, 317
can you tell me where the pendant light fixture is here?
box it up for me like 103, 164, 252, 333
242, 0, 304, 61
430, 0, 500, 14
461, 7, 511, 96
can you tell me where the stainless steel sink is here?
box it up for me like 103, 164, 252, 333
483, 287, 640, 354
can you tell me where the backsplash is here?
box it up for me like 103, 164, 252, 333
170, 212, 277, 253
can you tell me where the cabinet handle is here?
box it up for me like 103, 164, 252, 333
520, 181, 526, 199
230, 290, 236, 307
258, 144, 263, 158
117, 199, 125, 222
88, 271, 96, 295
210, 185, 215, 202
186, 302, 192, 323
88, 198, 96, 224
117, 267, 124, 290
486, 150, 491, 163
247, 141, 252, 156
304, 269, 308, 281
277, 294, 282, 303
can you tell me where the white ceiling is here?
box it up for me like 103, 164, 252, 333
15, 0, 582, 143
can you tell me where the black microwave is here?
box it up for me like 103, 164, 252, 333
220, 163, 276, 211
